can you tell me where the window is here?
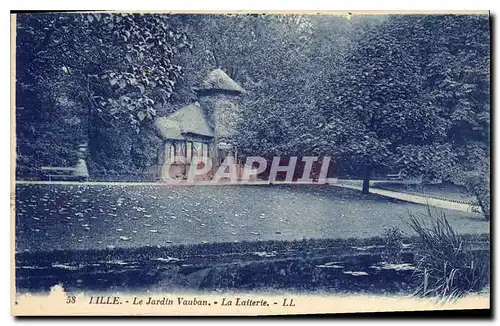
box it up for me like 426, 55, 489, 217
174, 142, 185, 163
202, 143, 209, 158
169, 144, 176, 163
186, 142, 192, 162
170, 141, 209, 163
192, 142, 202, 159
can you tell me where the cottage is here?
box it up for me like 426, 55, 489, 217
154, 69, 244, 180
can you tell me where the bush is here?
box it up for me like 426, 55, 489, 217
462, 169, 490, 221
381, 226, 404, 264
409, 208, 489, 299
451, 154, 490, 220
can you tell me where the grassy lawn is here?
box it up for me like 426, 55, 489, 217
15, 184, 489, 252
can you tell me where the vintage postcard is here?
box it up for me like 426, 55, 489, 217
11, 11, 491, 316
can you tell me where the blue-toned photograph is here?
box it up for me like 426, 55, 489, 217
12, 12, 490, 315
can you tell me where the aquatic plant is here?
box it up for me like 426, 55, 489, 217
409, 208, 489, 300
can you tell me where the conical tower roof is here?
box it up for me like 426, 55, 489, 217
199, 69, 244, 93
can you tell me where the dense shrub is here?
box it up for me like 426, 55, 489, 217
461, 167, 490, 221
381, 226, 405, 264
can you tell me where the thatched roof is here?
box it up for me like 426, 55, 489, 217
200, 69, 244, 93
154, 102, 214, 140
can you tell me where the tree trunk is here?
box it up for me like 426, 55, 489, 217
87, 105, 96, 162
362, 166, 371, 194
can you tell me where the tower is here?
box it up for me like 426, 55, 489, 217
194, 69, 244, 164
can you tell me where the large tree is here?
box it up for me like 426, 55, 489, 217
415, 15, 490, 218
16, 13, 190, 175
219, 14, 377, 159
318, 17, 449, 193
382, 15, 490, 218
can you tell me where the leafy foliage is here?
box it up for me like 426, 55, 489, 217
317, 17, 452, 192
408, 15, 490, 216
381, 226, 405, 264
231, 14, 490, 202
16, 13, 190, 174
452, 155, 490, 220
